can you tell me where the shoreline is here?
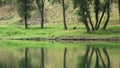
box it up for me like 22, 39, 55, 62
2, 36, 120, 41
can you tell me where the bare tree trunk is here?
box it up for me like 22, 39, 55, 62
96, 0, 107, 30
88, 16, 95, 31
84, 21, 90, 33
95, 12, 99, 30
24, 0, 28, 29
63, 48, 67, 68
36, 0, 44, 29
94, 0, 99, 30
62, 0, 68, 30
102, 0, 110, 30
41, 0, 44, 29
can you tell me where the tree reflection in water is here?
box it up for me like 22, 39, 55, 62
18, 47, 45, 68
19, 48, 32, 68
78, 46, 111, 68
63, 48, 67, 68
40, 47, 44, 68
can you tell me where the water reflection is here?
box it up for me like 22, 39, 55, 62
63, 48, 67, 68
78, 46, 111, 68
40, 48, 44, 68
0, 46, 119, 68
19, 48, 31, 68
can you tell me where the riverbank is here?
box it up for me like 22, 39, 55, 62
8, 36, 120, 41
0, 25, 120, 40
0, 24, 120, 41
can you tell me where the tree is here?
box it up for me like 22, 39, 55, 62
94, 0, 101, 29
102, 0, 110, 30
73, 0, 111, 32
17, 0, 33, 29
61, 0, 68, 30
36, 0, 45, 29
0, 0, 7, 6
73, 0, 92, 32
48, 0, 68, 30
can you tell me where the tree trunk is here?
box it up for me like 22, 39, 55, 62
63, 48, 67, 68
94, 0, 99, 30
88, 16, 95, 31
96, 0, 107, 30
83, 12, 90, 32
102, 0, 110, 30
95, 12, 99, 30
62, 0, 67, 30
24, 0, 28, 29
84, 22, 90, 33
41, 0, 44, 29
36, 0, 44, 29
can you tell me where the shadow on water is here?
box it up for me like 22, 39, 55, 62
78, 46, 111, 68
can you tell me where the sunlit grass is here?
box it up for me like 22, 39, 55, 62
0, 40, 120, 49
0, 23, 120, 39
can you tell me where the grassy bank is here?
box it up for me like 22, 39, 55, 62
0, 23, 120, 39
0, 40, 120, 49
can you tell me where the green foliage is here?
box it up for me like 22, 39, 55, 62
0, 0, 5, 3
0, 0, 17, 4
94, 0, 101, 13
0, 0, 6, 5
73, 0, 91, 22
0, 0, 9, 3
17, 0, 33, 19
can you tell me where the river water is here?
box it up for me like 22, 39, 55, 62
0, 40, 120, 68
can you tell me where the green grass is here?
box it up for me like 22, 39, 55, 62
0, 40, 120, 49
0, 23, 120, 38
0, 3, 120, 39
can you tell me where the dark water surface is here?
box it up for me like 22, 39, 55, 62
0, 41, 120, 68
